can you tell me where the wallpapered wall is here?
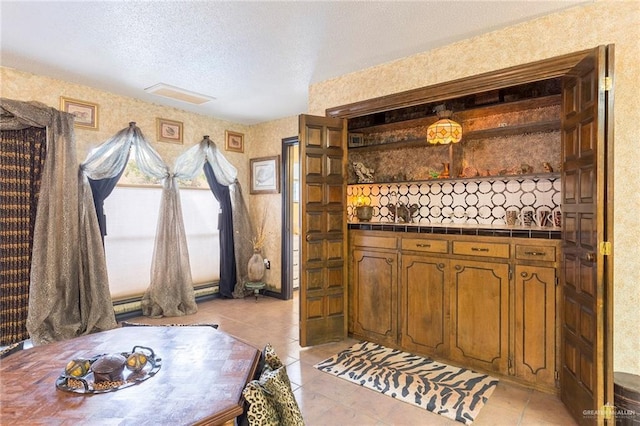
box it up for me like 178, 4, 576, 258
307, 0, 640, 374
0, 67, 251, 189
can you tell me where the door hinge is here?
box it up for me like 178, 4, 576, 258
508, 357, 513, 369
604, 76, 613, 91
555, 276, 559, 287
508, 266, 513, 281
555, 370, 560, 381
599, 241, 612, 256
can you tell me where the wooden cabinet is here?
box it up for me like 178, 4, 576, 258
400, 253, 449, 356
513, 263, 558, 390
348, 230, 561, 392
449, 258, 510, 373
351, 245, 398, 347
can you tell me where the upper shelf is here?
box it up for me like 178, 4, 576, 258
348, 117, 561, 152
348, 95, 561, 144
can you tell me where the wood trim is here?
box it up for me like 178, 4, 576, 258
326, 50, 592, 119
605, 43, 615, 419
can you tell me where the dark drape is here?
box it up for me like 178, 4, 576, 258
89, 164, 127, 241
0, 127, 47, 345
203, 161, 236, 298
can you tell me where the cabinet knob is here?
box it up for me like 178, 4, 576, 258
586, 252, 596, 262
386, 258, 394, 264
306, 234, 312, 242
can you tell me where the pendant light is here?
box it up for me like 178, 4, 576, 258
427, 106, 462, 145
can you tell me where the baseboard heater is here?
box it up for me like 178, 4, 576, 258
113, 283, 219, 321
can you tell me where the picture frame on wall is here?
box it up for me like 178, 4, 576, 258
156, 118, 183, 144
60, 96, 99, 130
225, 130, 244, 153
250, 156, 280, 194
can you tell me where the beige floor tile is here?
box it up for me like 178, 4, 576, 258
486, 381, 532, 412
124, 291, 577, 426
472, 403, 523, 426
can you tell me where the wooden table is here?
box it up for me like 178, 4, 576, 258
0, 326, 260, 425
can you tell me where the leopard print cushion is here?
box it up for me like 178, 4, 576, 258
259, 366, 304, 426
263, 343, 283, 370
242, 380, 280, 426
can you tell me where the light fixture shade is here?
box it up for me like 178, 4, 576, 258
427, 110, 462, 145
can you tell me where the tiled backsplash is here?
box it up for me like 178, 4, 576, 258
347, 175, 561, 225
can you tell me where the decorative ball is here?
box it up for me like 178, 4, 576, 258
126, 352, 148, 372
65, 359, 91, 377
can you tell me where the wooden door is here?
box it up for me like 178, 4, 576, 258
450, 259, 510, 373
560, 45, 613, 425
514, 264, 557, 390
298, 114, 347, 347
400, 254, 449, 356
352, 249, 398, 346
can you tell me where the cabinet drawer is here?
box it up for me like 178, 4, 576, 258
515, 244, 556, 262
453, 241, 510, 258
401, 238, 448, 254
352, 234, 397, 249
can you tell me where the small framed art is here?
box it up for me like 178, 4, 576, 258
156, 118, 183, 144
225, 130, 244, 153
60, 97, 99, 130
250, 156, 280, 194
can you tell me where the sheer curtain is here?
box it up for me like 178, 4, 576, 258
1, 98, 117, 345
173, 136, 254, 298
81, 122, 197, 318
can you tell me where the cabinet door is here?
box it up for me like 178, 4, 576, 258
352, 249, 397, 346
400, 254, 449, 356
450, 259, 509, 373
514, 264, 557, 389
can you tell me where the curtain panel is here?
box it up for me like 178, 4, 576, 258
174, 137, 254, 298
1, 98, 117, 345
0, 127, 46, 345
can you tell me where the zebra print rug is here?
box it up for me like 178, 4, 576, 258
314, 341, 498, 424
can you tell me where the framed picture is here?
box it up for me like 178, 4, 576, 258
60, 97, 99, 130
348, 132, 364, 148
225, 130, 244, 153
250, 156, 280, 194
156, 118, 183, 144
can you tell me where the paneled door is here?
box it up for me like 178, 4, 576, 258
560, 45, 614, 425
298, 114, 347, 346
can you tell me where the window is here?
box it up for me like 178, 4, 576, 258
103, 185, 220, 300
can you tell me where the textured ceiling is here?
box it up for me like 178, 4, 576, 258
0, 1, 588, 125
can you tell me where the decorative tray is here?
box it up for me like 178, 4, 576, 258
55, 345, 162, 394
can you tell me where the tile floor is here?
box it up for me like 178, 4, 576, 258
125, 291, 578, 426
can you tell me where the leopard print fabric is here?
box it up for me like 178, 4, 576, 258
263, 343, 283, 369
259, 366, 304, 426
242, 344, 304, 425
242, 380, 280, 426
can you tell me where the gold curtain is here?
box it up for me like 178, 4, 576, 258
0, 127, 46, 345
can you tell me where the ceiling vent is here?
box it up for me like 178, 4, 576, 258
144, 83, 215, 105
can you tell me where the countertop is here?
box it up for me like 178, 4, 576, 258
348, 221, 561, 239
